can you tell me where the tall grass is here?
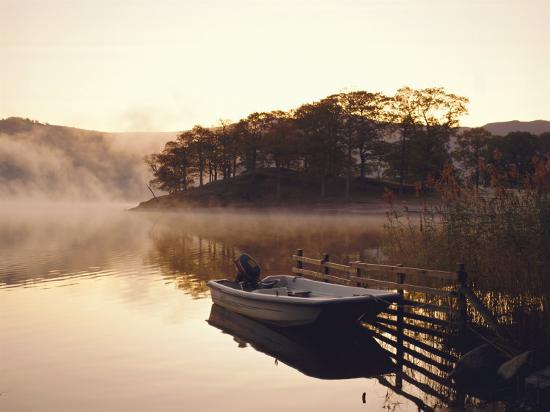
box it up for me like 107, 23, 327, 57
383, 157, 550, 349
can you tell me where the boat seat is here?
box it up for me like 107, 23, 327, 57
252, 287, 312, 297
253, 287, 289, 296
288, 290, 311, 297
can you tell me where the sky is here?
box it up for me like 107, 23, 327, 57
1, 0, 549, 132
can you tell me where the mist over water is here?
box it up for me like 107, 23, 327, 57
0, 118, 174, 201
1, 206, 424, 412
0, 206, 386, 289
3, 205, 535, 411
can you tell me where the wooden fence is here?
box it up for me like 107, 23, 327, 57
292, 248, 468, 331
292, 248, 504, 336
291, 249, 508, 409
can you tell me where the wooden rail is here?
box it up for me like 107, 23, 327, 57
351, 262, 458, 281
291, 248, 508, 410
383, 307, 452, 328
291, 267, 351, 285
291, 248, 513, 410
293, 254, 457, 280
292, 251, 459, 298
371, 321, 458, 363
293, 248, 483, 409
370, 328, 453, 373
374, 317, 449, 339
292, 249, 504, 339
400, 298, 456, 315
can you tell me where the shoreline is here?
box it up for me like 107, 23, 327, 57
129, 197, 429, 216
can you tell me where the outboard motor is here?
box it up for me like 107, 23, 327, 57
234, 253, 261, 290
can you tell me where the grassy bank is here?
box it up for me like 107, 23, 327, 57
134, 168, 417, 210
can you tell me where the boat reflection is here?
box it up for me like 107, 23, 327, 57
207, 304, 395, 380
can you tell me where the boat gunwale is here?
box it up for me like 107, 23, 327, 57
207, 275, 399, 307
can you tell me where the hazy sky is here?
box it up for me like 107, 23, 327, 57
1, 0, 549, 132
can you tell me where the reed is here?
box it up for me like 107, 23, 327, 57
383, 157, 550, 349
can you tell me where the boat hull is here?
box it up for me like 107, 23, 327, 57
210, 287, 322, 326
208, 275, 398, 327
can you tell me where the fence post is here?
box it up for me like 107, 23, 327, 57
295, 249, 303, 275
395, 265, 405, 389
356, 265, 362, 287
457, 263, 468, 335
322, 253, 330, 282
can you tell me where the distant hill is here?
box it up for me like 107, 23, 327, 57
0, 117, 176, 201
480, 120, 550, 136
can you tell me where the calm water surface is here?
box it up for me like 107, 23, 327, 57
1, 205, 450, 411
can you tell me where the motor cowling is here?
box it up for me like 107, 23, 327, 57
234, 253, 261, 290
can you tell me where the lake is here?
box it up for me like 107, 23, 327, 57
0, 204, 474, 411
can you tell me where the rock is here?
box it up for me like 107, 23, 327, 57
450, 344, 508, 398
497, 351, 532, 381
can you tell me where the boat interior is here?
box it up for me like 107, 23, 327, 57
214, 278, 315, 297
213, 276, 379, 299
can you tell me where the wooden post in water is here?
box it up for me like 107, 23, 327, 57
322, 253, 330, 282
296, 249, 303, 274
395, 265, 405, 389
457, 263, 468, 335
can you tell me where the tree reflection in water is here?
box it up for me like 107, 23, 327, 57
145, 211, 384, 298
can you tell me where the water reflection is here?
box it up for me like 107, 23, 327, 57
0, 205, 150, 287
146, 232, 237, 298
207, 304, 395, 380
145, 211, 385, 297
0, 207, 523, 411
0, 208, 385, 293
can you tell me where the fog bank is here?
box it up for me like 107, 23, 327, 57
0, 117, 174, 201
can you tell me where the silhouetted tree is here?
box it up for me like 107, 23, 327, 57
216, 119, 237, 180
294, 97, 343, 198
453, 128, 492, 187
261, 111, 298, 200
387, 87, 468, 193
489, 132, 544, 176
146, 86, 472, 201
238, 112, 274, 172
337, 91, 390, 198
146, 141, 195, 193
185, 126, 213, 187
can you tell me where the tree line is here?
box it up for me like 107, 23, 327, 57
145, 87, 549, 199
453, 128, 550, 190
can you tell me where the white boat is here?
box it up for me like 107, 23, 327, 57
207, 274, 399, 327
